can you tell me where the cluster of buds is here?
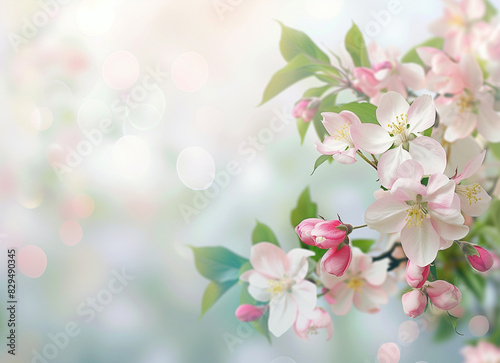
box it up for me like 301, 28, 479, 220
295, 218, 353, 276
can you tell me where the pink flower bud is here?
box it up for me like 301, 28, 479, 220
402, 289, 427, 318
295, 218, 323, 246
321, 244, 352, 277
294, 308, 334, 341
426, 280, 462, 311
311, 219, 350, 249
292, 98, 320, 122
467, 246, 494, 272
292, 99, 309, 118
406, 260, 430, 288
235, 304, 265, 322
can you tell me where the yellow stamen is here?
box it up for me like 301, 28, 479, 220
335, 124, 351, 141
448, 14, 464, 27
405, 204, 427, 228
457, 183, 482, 204
388, 114, 408, 137
457, 94, 475, 113
347, 276, 364, 291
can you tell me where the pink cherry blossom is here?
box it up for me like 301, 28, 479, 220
406, 260, 430, 288
235, 304, 266, 322
294, 308, 334, 341
467, 245, 494, 272
240, 242, 317, 337
435, 55, 500, 142
426, 280, 462, 310
451, 150, 491, 216
311, 219, 350, 249
402, 289, 427, 318
429, 0, 492, 59
365, 159, 469, 267
350, 92, 446, 188
461, 341, 500, 363
321, 244, 352, 277
320, 247, 391, 315
316, 111, 361, 164
417, 47, 465, 95
352, 43, 425, 105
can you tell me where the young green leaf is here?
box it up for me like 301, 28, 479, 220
484, 0, 498, 21
329, 102, 378, 124
260, 54, 328, 105
278, 21, 330, 63
297, 118, 311, 145
311, 92, 338, 141
201, 280, 236, 318
311, 155, 333, 175
401, 37, 444, 66
251, 311, 272, 343
351, 239, 375, 253
303, 84, 332, 98
252, 220, 280, 246
190, 246, 248, 283
345, 23, 371, 68
447, 311, 464, 336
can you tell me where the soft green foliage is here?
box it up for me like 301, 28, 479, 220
191, 246, 248, 317
329, 102, 378, 124
252, 220, 280, 246
489, 142, 500, 160
484, 0, 498, 21
297, 118, 311, 145
311, 155, 333, 175
401, 37, 444, 67
345, 23, 371, 68
278, 21, 330, 63
351, 239, 375, 253
312, 93, 338, 141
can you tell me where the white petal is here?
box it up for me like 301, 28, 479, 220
376, 91, 410, 131
459, 54, 483, 93
378, 146, 412, 189
426, 173, 456, 208
353, 285, 389, 313
477, 101, 500, 143
349, 123, 394, 154
250, 242, 287, 279
365, 196, 408, 233
316, 137, 350, 155
292, 280, 317, 316
400, 218, 441, 267
399, 63, 426, 91
287, 248, 315, 281
407, 95, 436, 133
248, 273, 272, 302
268, 293, 297, 337
362, 259, 389, 286
408, 136, 447, 175
458, 185, 491, 216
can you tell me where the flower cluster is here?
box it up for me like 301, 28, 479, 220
193, 0, 500, 356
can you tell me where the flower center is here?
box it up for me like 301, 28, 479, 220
347, 276, 364, 291
448, 14, 464, 27
388, 114, 409, 144
335, 123, 352, 142
457, 183, 482, 204
267, 279, 293, 297
457, 93, 476, 113
405, 196, 428, 228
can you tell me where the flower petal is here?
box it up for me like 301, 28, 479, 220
453, 150, 486, 183
407, 94, 436, 133
349, 123, 394, 154
426, 173, 456, 208
476, 100, 500, 143
458, 184, 491, 216
362, 259, 389, 286
378, 146, 412, 189
316, 137, 350, 156
353, 284, 389, 313
292, 280, 317, 315
322, 112, 349, 136
398, 63, 425, 91
460, 54, 483, 93
376, 91, 410, 131
328, 283, 354, 316
408, 136, 447, 175
248, 273, 272, 302
365, 196, 408, 233
250, 242, 287, 279
400, 218, 441, 267
268, 293, 297, 337
287, 248, 315, 281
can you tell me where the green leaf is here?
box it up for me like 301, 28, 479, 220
297, 119, 311, 145
423, 126, 433, 137
329, 102, 378, 124
434, 313, 456, 342
312, 92, 338, 141
447, 311, 464, 336
239, 282, 257, 305
401, 37, 444, 67
311, 154, 333, 175
315, 74, 340, 84
190, 246, 248, 283
303, 85, 332, 98
252, 220, 280, 246
345, 23, 371, 68
260, 54, 329, 105
251, 311, 272, 343
278, 21, 330, 63
429, 262, 437, 281
484, 0, 498, 22
290, 187, 325, 261
489, 142, 500, 161
201, 280, 236, 317
351, 239, 375, 253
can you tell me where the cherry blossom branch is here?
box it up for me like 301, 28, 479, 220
356, 150, 378, 170
372, 242, 407, 271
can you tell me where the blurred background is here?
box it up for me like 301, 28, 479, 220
0, 0, 496, 362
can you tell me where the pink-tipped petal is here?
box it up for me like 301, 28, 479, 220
407, 94, 436, 133
406, 260, 430, 288
321, 245, 352, 277
250, 242, 287, 279
408, 136, 447, 175
365, 196, 408, 233
460, 54, 483, 93
427, 280, 462, 311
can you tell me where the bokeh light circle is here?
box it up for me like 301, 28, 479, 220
469, 315, 489, 337
377, 342, 400, 363
18, 245, 47, 278
171, 51, 209, 92
112, 136, 151, 178
102, 51, 140, 90
72, 194, 95, 218
31, 107, 53, 130
398, 320, 419, 344
78, 99, 112, 130
176, 147, 215, 190
60, 220, 83, 246
195, 105, 225, 134
127, 104, 163, 131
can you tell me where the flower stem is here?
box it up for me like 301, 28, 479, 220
352, 224, 367, 230
357, 150, 378, 170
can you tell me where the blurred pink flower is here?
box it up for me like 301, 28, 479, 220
294, 308, 334, 341
461, 341, 500, 363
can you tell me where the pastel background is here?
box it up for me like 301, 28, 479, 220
0, 0, 496, 362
